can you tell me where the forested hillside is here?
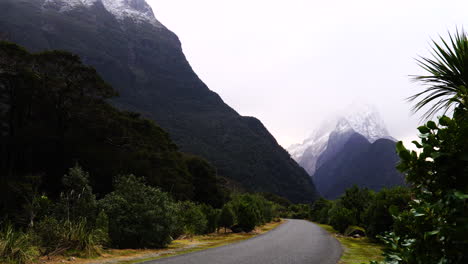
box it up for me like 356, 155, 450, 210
0, 0, 318, 203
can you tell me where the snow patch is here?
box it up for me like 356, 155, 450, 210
42, 0, 163, 27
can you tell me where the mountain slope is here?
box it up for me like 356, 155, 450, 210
314, 133, 405, 199
0, 0, 318, 202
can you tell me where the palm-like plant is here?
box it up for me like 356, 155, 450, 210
410, 29, 468, 119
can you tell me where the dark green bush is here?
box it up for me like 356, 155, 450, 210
236, 202, 259, 232
99, 175, 178, 248
328, 204, 354, 234
176, 201, 208, 236
218, 205, 235, 232
200, 204, 219, 234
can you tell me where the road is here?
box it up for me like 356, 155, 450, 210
145, 219, 342, 264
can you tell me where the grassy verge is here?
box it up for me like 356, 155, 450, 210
317, 224, 383, 264
40, 220, 285, 264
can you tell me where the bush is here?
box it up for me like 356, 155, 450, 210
34, 217, 105, 257
99, 175, 178, 248
218, 205, 235, 233
176, 201, 208, 236
362, 187, 410, 238
200, 204, 219, 234
0, 224, 38, 264
328, 204, 354, 234
236, 202, 259, 232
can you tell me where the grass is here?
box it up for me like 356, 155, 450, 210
317, 223, 384, 264
40, 220, 285, 264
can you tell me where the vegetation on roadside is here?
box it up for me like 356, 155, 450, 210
318, 224, 383, 264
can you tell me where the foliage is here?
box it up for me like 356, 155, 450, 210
200, 204, 219, 234
328, 203, 355, 234
362, 187, 411, 238
236, 202, 259, 232
34, 217, 106, 257
288, 204, 312, 219
55, 165, 97, 223
99, 175, 178, 249
218, 205, 235, 232
409, 30, 468, 119
339, 185, 374, 226
176, 201, 208, 237
374, 30, 468, 264
0, 224, 38, 264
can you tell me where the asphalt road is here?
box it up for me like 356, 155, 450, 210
145, 219, 342, 264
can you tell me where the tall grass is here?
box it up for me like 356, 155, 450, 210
0, 224, 38, 264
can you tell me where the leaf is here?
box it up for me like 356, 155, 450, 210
427, 121, 437, 129
454, 191, 468, 200
412, 141, 423, 148
418, 126, 430, 134
426, 230, 439, 236
396, 141, 407, 152
439, 116, 452, 126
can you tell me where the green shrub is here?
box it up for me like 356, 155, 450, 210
236, 202, 259, 232
218, 205, 235, 232
34, 217, 105, 257
0, 224, 38, 264
200, 204, 219, 234
328, 204, 354, 234
176, 201, 208, 236
99, 175, 178, 248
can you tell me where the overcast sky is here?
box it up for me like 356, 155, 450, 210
147, 0, 467, 148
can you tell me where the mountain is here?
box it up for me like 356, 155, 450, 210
0, 0, 318, 202
288, 104, 393, 176
314, 133, 405, 199
288, 104, 404, 199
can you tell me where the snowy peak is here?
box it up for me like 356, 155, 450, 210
43, 0, 163, 27
287, 104, 393, 176
335, 104, 391, 143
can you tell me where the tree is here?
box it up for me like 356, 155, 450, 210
218, 205, 235, 233
56, 165, 97, 223
99, 175, 178, 248
328, 203, 354, 234
176, 201, 208, 237
362, 187, 410, 238
236, 201, 259, 232
339, 185, 373, 226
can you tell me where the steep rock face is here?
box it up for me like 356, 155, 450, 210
0, 0, 318, 202
314, 133, 405, 199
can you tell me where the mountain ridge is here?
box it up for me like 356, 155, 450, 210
0, 0, 319, 202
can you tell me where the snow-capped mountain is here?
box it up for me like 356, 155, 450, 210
42, 0, 163, 27
288, 104, 393, 176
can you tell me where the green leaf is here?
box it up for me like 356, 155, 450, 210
396, 141, 407, 152
454, 191, 468, 200
426, 230, 439, 236
439, 116, 452, 126
427, 121, 437, 129
418, 126, 430, 134
412, 141, 423, 148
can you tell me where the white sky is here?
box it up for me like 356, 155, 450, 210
147, 0, 468, 148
